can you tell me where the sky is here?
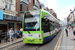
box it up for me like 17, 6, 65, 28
39, 0, 75, 21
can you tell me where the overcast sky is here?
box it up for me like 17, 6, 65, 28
39, 0, 75, 20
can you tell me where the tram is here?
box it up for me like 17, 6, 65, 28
22, 9, 61, 44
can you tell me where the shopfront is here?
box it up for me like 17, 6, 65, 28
0, 13, 22, 38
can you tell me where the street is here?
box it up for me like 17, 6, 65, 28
1, 29, 63, 50
0, 0, 75, 50
1, 27, 75, 50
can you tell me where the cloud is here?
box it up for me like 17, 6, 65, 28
39, 0, 75, 20
63, 5, 75, 12
39, 0, 59, 18
39, 0, 59, 12
60, 5, 75, 20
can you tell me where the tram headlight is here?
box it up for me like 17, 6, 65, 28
23, 35, 25, 37
37, 35, 39, 37
36, 35, 40, 37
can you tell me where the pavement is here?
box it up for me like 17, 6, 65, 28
1, 27, 75, 50
1, 28, 62, 50
0, 38, 23, 49
60, 28, 75, 50
65, 28, 75, 50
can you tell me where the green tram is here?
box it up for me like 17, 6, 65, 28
22, 9, 60, 44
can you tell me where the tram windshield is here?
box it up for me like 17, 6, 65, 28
24, 10, 40, 31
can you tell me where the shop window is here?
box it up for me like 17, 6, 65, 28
0, 24, 7, 37
0, 24, 7, 32
8, 23, 14, 31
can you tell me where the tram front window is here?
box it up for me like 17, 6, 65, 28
24, 11, 40, 31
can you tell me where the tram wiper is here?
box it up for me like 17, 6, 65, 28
27, 30, 31, 34
26, 29, 31, 34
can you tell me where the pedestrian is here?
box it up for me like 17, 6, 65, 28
20, 27, 23, 37
68, 26, 70, 31
9, 28, 14, 41
65, 27, 68, 37
16, 30, 21, 38
72, 26, 75, 40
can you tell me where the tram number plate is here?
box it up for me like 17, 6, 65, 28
28, 34, 33, 36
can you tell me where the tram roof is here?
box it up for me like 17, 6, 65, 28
24, 9, 60, 24
40, 9, 60, 24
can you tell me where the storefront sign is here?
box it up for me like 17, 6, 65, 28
0, 10, 3, 20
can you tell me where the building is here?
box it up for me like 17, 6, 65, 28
0, 0, 22, 34
0, 0, 17, 16
20, 0, 29, 18
48, 9, 57, 19
67, 7, 75, 27
64, 18, 67, 25
16, 0, 20, 17
40, 3, 45, 9
43, 7, 48, 11
20, 0, 41, 18
60, 20, 64, 26
67, 14, 70, 24
67, 11, 74, 24
28, 0, 39, 10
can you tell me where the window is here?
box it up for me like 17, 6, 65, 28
8, 23, 14, 31
5, 3, 8, 9
42, 19, 50, 33
24, 11, 40, 31
5, 3, 11, 10
6, 0, 12, 3
20, 4, 22, 11
5, 0, 12, 10
20, 4, 28, 11
10, 0, 12, 3
33, 0, 35, 4
42, 18, 56, 33
9, 4, 11, 10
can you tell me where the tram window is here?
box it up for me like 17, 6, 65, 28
42, 19, 50, 33
49, 22, 55, 31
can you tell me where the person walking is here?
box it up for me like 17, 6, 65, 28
9, 28, 14, 41
65, 27, 68, 37
72, 26, 75, 40
68, 26, 70, 31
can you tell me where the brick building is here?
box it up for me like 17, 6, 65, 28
20, 0, 29, 18
48, 9, 57, 19
28, 0, 40, 10
16, 0, 20, 17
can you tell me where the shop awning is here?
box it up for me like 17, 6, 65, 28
3, 14, 22, 21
